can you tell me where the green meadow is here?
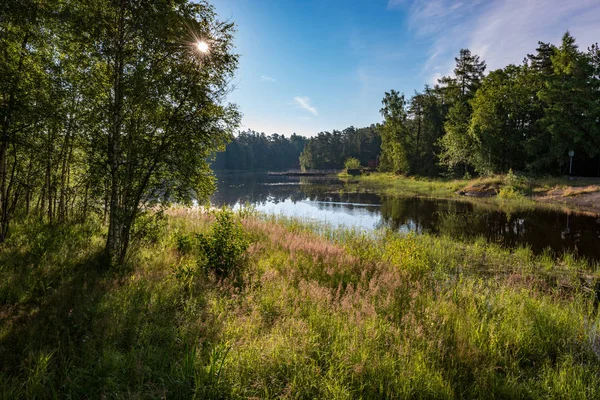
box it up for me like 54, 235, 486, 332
2, 208, 599, 399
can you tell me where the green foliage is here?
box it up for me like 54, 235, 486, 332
497, 169, 530, 200
196, 209, 249, 278
344, 157, 361, 170
535, 32, 600, 173
213, 130, 306, 171
379, 90, 411, 174
299, 125, 380, 170
0, 0, 240, 266
380, 35, 600, 178
469, 66, 534, 174
174, 209, 250, 279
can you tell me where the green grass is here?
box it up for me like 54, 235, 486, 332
1, 208, 600, 398
343, 172, 468, 198
343, 172, 600, 212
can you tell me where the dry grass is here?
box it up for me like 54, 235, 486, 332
562, 185, 600, 197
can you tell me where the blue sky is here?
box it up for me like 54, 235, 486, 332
214, 0, 600, 137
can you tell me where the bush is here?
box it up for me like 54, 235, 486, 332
196, 208, 250, 279
344, 157, 361, 170
498, 186, 521, 199
500, 169, 529, 198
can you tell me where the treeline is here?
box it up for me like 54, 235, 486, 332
299, 125, 381, 170
0, 0, 238, 264
212, 130, 306, 170
380, 32, 600, 177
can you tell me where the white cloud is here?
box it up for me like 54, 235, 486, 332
394, 0, 600, 83
293, 96, 318, 116
261, 75, 276, 83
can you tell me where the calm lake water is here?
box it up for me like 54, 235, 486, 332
211, 172, 600, 261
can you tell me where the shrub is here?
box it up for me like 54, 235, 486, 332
196, 208, 249, 279
498, 186, 520, 199
500, 169, 529, 199
344, 157, 361, 170
174, 230, 195, 254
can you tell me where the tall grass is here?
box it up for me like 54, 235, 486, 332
1, 208, 599, 398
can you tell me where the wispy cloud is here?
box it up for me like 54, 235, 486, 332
391, 0, 600, 83
261, 75, 276, 83
386, 0, 406, 10
293, 96, 318, 116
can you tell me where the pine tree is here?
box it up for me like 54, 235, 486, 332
438, 49, 486, 175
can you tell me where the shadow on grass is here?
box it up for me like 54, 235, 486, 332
0, 250, 113, 381
0, 222, 226, 398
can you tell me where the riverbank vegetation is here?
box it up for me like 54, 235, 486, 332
2, 208, 600, 398
343, 172, 600, 211
0, 0, 239, 265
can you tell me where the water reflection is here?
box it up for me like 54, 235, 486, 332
211, 172, 600, 260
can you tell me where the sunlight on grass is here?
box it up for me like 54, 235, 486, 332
1, 209, 599, 398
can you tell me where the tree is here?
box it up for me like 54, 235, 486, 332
379, 90, 410, 174
469, 65, 534, 174
454, 49, 487, 98
536, 32, 600, 173
527, 41, 556, 75
406, 87, 445, 175
77, 0, 240, 264
0, 0, 57, 239
299, 126, 379, 170
438, 49, 486, 174
344, 157, 361, 170
213, 130, 306, 171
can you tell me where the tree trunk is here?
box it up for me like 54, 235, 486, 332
105, 0, 127, 265
58, 118, 73, 222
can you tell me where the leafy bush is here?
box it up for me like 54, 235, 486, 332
500, 169, 529, 198
196, 208, 250, 279
344, 157, 361, 170
174, 230, 195, 254
498, 186, 521, 199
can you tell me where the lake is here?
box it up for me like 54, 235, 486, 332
211, 172, 600, 261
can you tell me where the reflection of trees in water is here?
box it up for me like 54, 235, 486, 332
210, 173, 349, 206
378, 196, 600, 260
213, 174, 600, 260
211, 173, 383, 208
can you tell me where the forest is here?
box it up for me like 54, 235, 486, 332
0, 0, 239, 264
212, 130, 306, 171
213, 125, 380, 171
379, 33, 600, 178
4, 2, 600, 398
215, 32, 600, 178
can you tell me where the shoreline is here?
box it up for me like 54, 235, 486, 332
340, 172, 600, 215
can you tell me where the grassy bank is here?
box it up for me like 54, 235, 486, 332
342, 173, 600, 212
2, 209, 600, 398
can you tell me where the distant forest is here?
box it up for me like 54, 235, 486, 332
215, 32, 599, 177
212, 131, 307, 171
213, 125, 380, 171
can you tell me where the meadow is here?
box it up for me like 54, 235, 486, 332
1, 208, 600, 399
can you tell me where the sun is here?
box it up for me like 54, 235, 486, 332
196, 41, 209, 53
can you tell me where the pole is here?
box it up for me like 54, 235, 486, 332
568, 150, 574, 176
569, 155, 573, 176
